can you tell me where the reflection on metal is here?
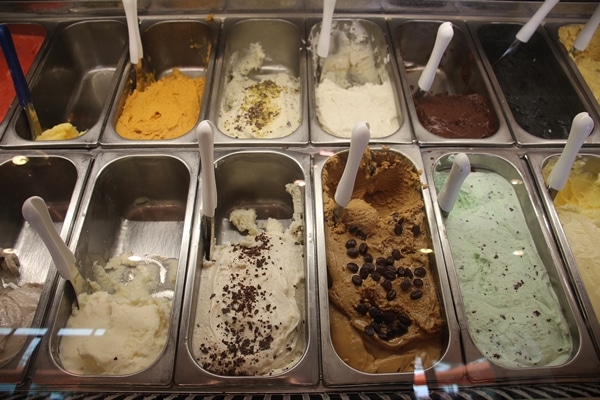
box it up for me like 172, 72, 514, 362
412, 356, 429, 399
11, 155, 28, 166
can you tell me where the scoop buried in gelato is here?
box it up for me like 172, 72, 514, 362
217, 42, 301, 139
59, 254, 177, 375
193, 182, 306, 376
434, 158, 573, 367
322, 148, 445, 373
313, 20, 400, 138
116, 69, 205, 140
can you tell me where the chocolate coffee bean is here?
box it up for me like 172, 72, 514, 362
347, 262, 359, 273
410, 289, 423, 300
414, 267, 426, 277
345, 239, 357, 249
358, 243, 368, 254
347, 247, 360, 258
351, 275, 362, 286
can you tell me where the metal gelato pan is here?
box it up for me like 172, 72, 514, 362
307, 18, 411, 145
391, 19, 512, 147
423, 149, 600, 383
176, 150, 318, 388
468, 21, 600, 147
103, 19, 218, 147
313, 145, 462, 386
208, 18, 308, 145
545, 21, 600, 128
31, 151, 197, 388
526, 151, 600, 362
2, 19, 128, 149
0, 151, 90, 384
0, 22, 52, 140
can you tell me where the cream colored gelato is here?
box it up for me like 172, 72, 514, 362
322, 149, 444, 373
59, 254, 177, 375
35, 122, 83, 141
435, 166, 573, 368
217, 42, 301, 139
544, 156, 600, 319
559, 24, 600, 104
314, 21, 400, 138
193, 183, 305, 376
116, 69, 205, 140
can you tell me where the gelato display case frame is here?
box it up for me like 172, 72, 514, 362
2, 0, 600, 398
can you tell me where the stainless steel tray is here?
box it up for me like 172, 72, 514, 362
1, 19, 128, 149
101, 18, 219, 147
313, 145, 463, 386
422, 148, 600, 383
176, 149, 319, 388
207, 18, 309, 146
31, 150, 198, 388
391, 18, 513, 147
467, 20, 600, 147
526, 150, 600, 363
307, 18, 412, 145
0, 151, 91, 384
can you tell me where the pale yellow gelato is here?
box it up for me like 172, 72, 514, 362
558, 24, 600, 104
35, 122, 83, 141
116, 69, 205, 140
59, 254, 177, 375
544, 156, 600, 319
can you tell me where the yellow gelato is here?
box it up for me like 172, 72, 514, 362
35, 122, 83, 141
558, 24, 600, 104
116, 69, 205, 140
544, 156, 600, 318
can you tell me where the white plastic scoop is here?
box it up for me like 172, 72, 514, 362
437, 153, 471, 218
495, 0, 560, 65
122, 0, 144, 88
22, 196, 84, 308
416, 22, 454, 97
197, 120, 217, 260
571, 2, 600, 57
547, 112, 594, 200
333, 122, 370, 222
315, 0, 336, 82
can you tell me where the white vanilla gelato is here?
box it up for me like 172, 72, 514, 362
217, 42, 301, 139
193, 183, 305, 376
314, 20, 400, 138
59, 254, 177, 375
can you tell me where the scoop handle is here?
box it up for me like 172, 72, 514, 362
515, 0, 560, 44
547, 112, 594, 192
438, 153, 470, 214
22, 196, 77, 281
418, 22, 454, 93
122, 0, 143, 64
317, 0, 336, 58
573, 3, 600, 52
197, 120, 217, 218
334, 122, 370, 208
0, 24, 33, 108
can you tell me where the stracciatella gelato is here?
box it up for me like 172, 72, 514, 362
193, 182, 305, 376
217, 42, 301, 139
59, 254, 177, 375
